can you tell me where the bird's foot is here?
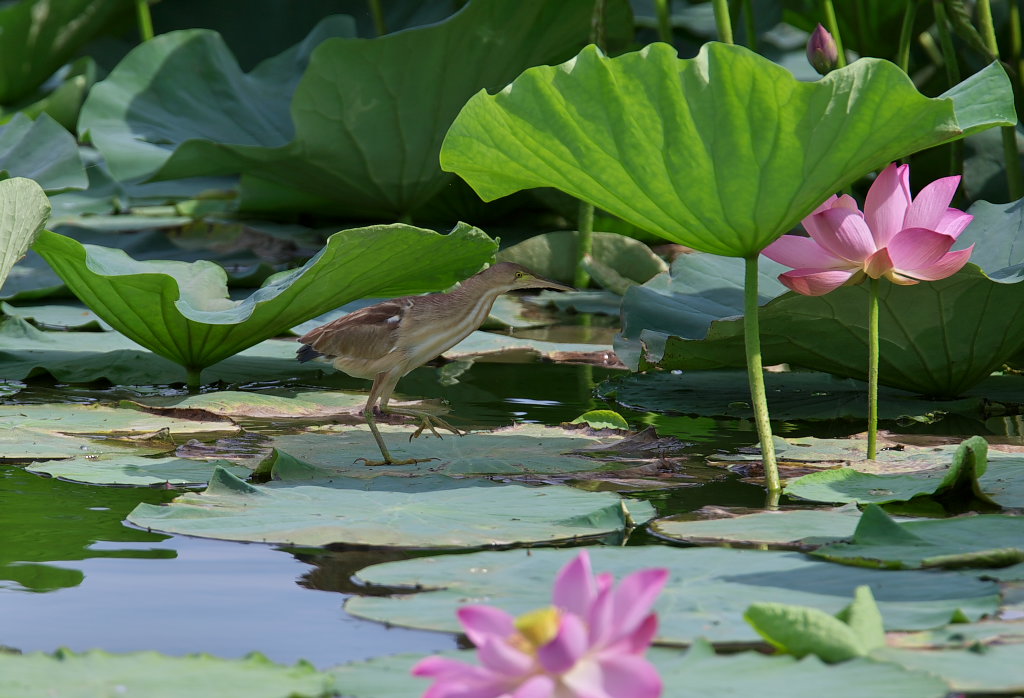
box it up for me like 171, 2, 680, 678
355, 456, 439, 467
409, 415, 462, 441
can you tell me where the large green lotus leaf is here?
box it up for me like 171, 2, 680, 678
0, 178, 49, 296
0, 114, 86, 192
84, 0, 625, 218
264, 423, 625, 477
441, 42, 1014, 257
596, 370, 981, 421
955, 198, 1024, 278
652, 266, 1024, 397
0, 0, 133, 104
0, 649, 335, 698
616, 253, 788, 369
651, 506, 865, 550
32, 223, 496, 381
812, 506, 1024, 573
127, 466, 654, 548
329, 644, 947, 698
346, 547, 1000, 643
27, 455, 251, 487
79, 16, 355, 183
874, 644, 1024, 694
0, 317, 336, 384
496, 231, 667, 285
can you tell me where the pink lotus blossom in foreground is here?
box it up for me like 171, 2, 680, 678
762, 163, 974, 296
412, 551, 669, 698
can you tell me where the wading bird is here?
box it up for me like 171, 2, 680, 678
296, 262, 573, 465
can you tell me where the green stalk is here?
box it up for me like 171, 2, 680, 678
591, 0, 607, 49
977, 0, 1024, 199
744, 255, 780, 493
712, 0, 733, 44
934, 0, 964, 177
654, 0, 673, 44
866, 278, 880, 459
896, 0, 917, 72
369, 0, 387, 36
135, 0, 154, 42
741, 0, 757, 50
185, 367, 202, 393
575, 199, 594, 289
820, 0, 847, 67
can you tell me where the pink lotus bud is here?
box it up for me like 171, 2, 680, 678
807, 23, 839, 75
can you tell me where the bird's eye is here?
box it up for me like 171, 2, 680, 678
515, 271, 524, 278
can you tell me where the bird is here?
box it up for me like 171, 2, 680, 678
296, 262, 574, 465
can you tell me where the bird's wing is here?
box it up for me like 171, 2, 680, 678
298, 297, 413, 361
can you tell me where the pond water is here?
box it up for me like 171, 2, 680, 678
0, 358, 983, 669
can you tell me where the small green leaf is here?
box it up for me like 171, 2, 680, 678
836, 586, 886, 654
744, 602, 868, 663
569, 410, 630, 430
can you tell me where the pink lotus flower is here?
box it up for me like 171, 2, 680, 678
412, 550, 668, 698
762, 163, 974, 296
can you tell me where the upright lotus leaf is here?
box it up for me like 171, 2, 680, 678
0, 114, 86, 192
0, 0, 133, 104
0, 178, 50, 295
32, 223, 497, 385
441, 42, 1015, 257
81, 0, 630, 218
78, 16, 357, 182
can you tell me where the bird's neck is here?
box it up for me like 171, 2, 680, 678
447, 274, 507, 320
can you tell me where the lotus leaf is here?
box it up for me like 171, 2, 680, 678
955, 197, 1024, 277
651, 507, 864, 550
329, 643, 947, 698
0, 317, 331, 385
0, 0, 132, 104
0, 649, 335, 698
496, 231, 667, 285
32, 223, 497, 384
2, 301, 109, 330
874, 644, 1024, 693
0, 114, 86, 192
82, 0, 627, 218
264, 423, 628, 477
650, 265, 1024, 397
596, 370, 981, 421
127, 466, 654, 548
0, 178, 50, 296
27, 455, 250, 487
127, 390, 379, 420
813, 505, 1024, 572
347, 547, 1000, 643
441, 330, 616, 364
441, 42, 1014, 257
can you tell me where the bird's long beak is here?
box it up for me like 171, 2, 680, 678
532, 275, 576, 292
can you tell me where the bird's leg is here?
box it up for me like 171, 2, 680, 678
355, 372, 437, 467
384, 407, 462, 441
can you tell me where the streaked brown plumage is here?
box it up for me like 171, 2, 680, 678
297, 262, 573, 464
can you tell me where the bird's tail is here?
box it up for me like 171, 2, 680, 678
296, 343, 323, 363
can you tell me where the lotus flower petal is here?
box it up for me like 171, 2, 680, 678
934, 210, 973, 238
553, 550, 596, 618
537, 614, 588, 673
778, 269, 855, 295
512, 675, 555, 698
816, 208, 877, 261
864, 247, 895, 279
761, 234, 849, 270
900, 245, 974, 281
609, 568, 669, 636
458, 605, 516, 646
886, 227, 956, 271
864, 163, 911, 246
904, 175, 961, 230
477, 637, 535, 677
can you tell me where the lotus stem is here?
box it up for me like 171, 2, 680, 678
654, 0, 673, 44
575, 200, 594, 289
933, 0, 964, 178
135, 0, 154, 42
712, 0, 733, 44
591, 0, 607, 49
819, 0, 847, 67
977, 0, 1024, 199
741, 0, 757, 50
896, 0, 916, 72
369, 0, 387, 36
185, 367, 202, 393
867, 277, 880, 460
743, 255, 780, 494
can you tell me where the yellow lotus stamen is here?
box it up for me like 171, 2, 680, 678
514, 607, 561, 650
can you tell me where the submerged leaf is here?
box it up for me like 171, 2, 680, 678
442, 42, 1014, 256
32, 223, 496, 382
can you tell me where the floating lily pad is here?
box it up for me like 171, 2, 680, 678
264, 423, 624, 477
128, 466, 654, 548
32, 223, 496, 384
0, 649, 335, 698
528, 289, 622, 315
596, 370, 980, 421
1, 301, 110, 330
127, 390, 373, 421
651, 506, 864, 550
347, 547, 1000, 643
812, 506, 1024, 573
874, 644, 1024, 694
27, 455, 251, 487
329, 643, 947, 698
0, 114, 86, 193
443, 330, 615, 364
442, 42, 1012, 257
